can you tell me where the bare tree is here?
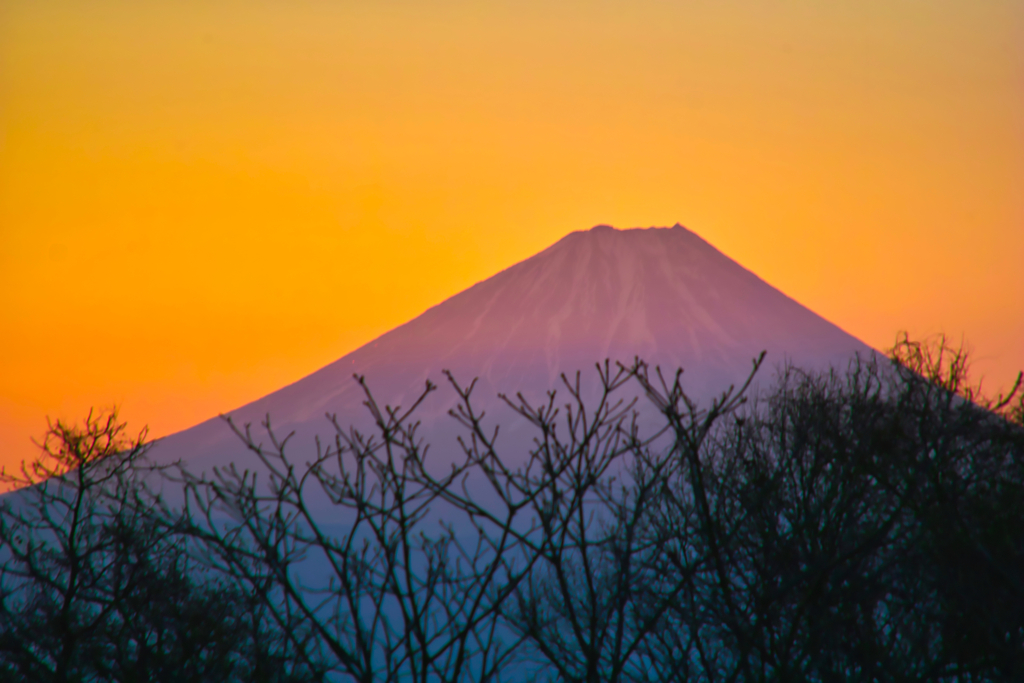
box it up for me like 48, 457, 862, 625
4, 335, 1021, 682
180, 374, 546, 682
635, 341, 1024, 682
0, 410, 296, 682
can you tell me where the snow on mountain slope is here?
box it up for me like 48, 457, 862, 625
151, 224, 873, 471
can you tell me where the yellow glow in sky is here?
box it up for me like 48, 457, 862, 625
2, 0, 1023, 471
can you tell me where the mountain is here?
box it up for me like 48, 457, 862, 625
150, 224, 873, 471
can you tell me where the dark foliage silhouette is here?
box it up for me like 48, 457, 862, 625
1, 335, 1022, 681
0, 411, 309, 682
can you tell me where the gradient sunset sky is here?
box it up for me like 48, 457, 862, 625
2, 0, 1022, 471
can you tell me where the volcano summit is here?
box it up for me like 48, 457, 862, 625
152, 224, 872, 470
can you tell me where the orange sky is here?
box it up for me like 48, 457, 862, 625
2, 0, 1023, 472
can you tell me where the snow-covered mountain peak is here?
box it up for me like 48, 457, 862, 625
152, 225, 872, 470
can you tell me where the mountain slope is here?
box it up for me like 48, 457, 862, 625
152, 224, 872, 470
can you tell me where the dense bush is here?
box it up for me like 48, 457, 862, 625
1, 336, 1021, 682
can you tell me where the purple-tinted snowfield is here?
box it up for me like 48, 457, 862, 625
152, 225, 873, 472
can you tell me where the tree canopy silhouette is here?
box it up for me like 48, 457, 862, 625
1, 335, 1022, 682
